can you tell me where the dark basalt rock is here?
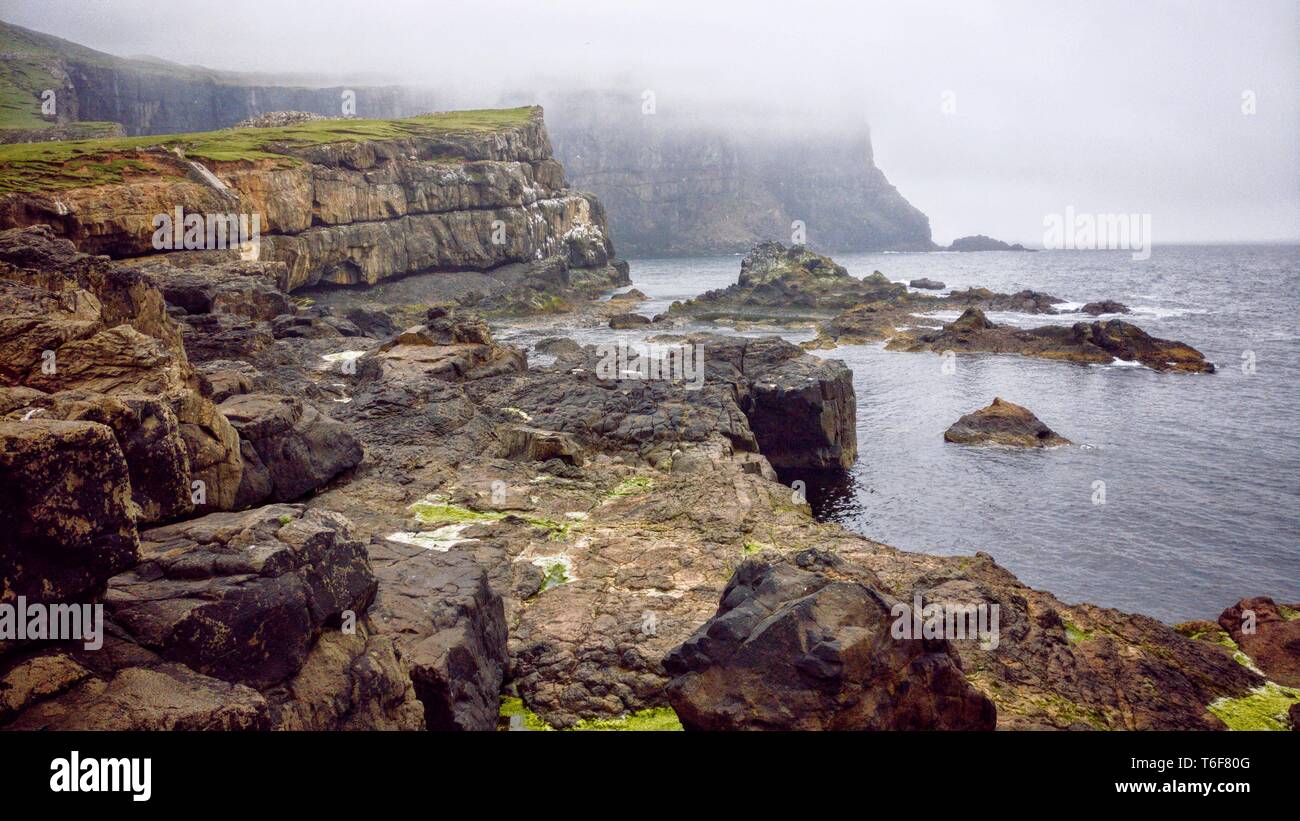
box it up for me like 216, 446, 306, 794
367, 539, 507, 731
891, 307, 1214, 372
1077, 300, 1130, 316
909, 277, 946, 290
608, 312, 651, 329
664, 550, 997, 730
0, 419, 139, 637
107, 505, 376, 690
219, 393, 363, 507
944, 397, 1071, 448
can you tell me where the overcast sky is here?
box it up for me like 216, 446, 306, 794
6, 0, 1297, 243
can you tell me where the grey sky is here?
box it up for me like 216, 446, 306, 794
6, 0, 1297, 243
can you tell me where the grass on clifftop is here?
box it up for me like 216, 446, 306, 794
0, 106, 538, 193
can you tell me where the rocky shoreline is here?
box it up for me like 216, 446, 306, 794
1, 113, 1296, 732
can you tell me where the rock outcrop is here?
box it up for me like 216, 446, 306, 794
0, 107, 627, 307
946, 234, 1030, 252
889, 307, 1215, 373
667, 242, 906, 321
0, 226, 243, 513
909, 277, 945, 290
540, 90, 935, 255
665, 550, 997, 730
2, 504, 425, 730
944, 397, 1071, 448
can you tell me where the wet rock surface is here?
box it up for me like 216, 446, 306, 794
944, 397, 1071, 448
889, 307, 1215, 372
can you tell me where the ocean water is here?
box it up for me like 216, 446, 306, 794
620, 247, 1300, 623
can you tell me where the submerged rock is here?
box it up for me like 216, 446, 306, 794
944, 397, 1071, 448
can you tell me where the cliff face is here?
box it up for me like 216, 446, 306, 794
0, 107, 621, 292
540, 91, 935, 256
0, 21, 424, 136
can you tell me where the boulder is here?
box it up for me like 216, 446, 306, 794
367, 540, 508, 731
1218, 597, 1300, 687
1078, 300, 1130, 316
909, 277, 946, 290
106, 506, 376, 689
1, 388, 192, 521
219, 393, 362, 506
0, 226, 243, 510
609, 312, 651, 329
664, 550, 997, 730
0, 419, 139, 629
944, 397, 1071, 447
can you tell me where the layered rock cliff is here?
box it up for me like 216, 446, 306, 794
538, 90, 935, 255
0, 106, 627, 297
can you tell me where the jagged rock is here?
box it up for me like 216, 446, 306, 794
367, 540, 507, 731
945, 287, 1061, 313
343, 306, 398, 338
106, 506, 376, 689
1218, 597, 1300, 687
218, 393, 362, 506
0, 419, 139, 628
363, 312, 526, 384
1078, 300, 1130, 316
944, 397, 1071, 448
890, 307, 1214, 372
269, 626, 426, 731
669, 242, 906, 320
0, 226, 243, 510
909, 277, 945, 290
137, 258, 292, 321
608, 312, 651, 329
499, 425, 585, 466
728, 336, 857, 470
1, 388, 191, 520
664, 550, 997, 730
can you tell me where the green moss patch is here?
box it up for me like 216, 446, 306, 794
408, 501, 505, 525
1208, 682, 1300, 731
607, 476, 655, 498
498, 697, 682, 731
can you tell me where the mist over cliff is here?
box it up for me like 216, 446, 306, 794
529, 90, 935, 255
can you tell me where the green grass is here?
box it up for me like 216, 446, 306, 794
0, 106, 538, 193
